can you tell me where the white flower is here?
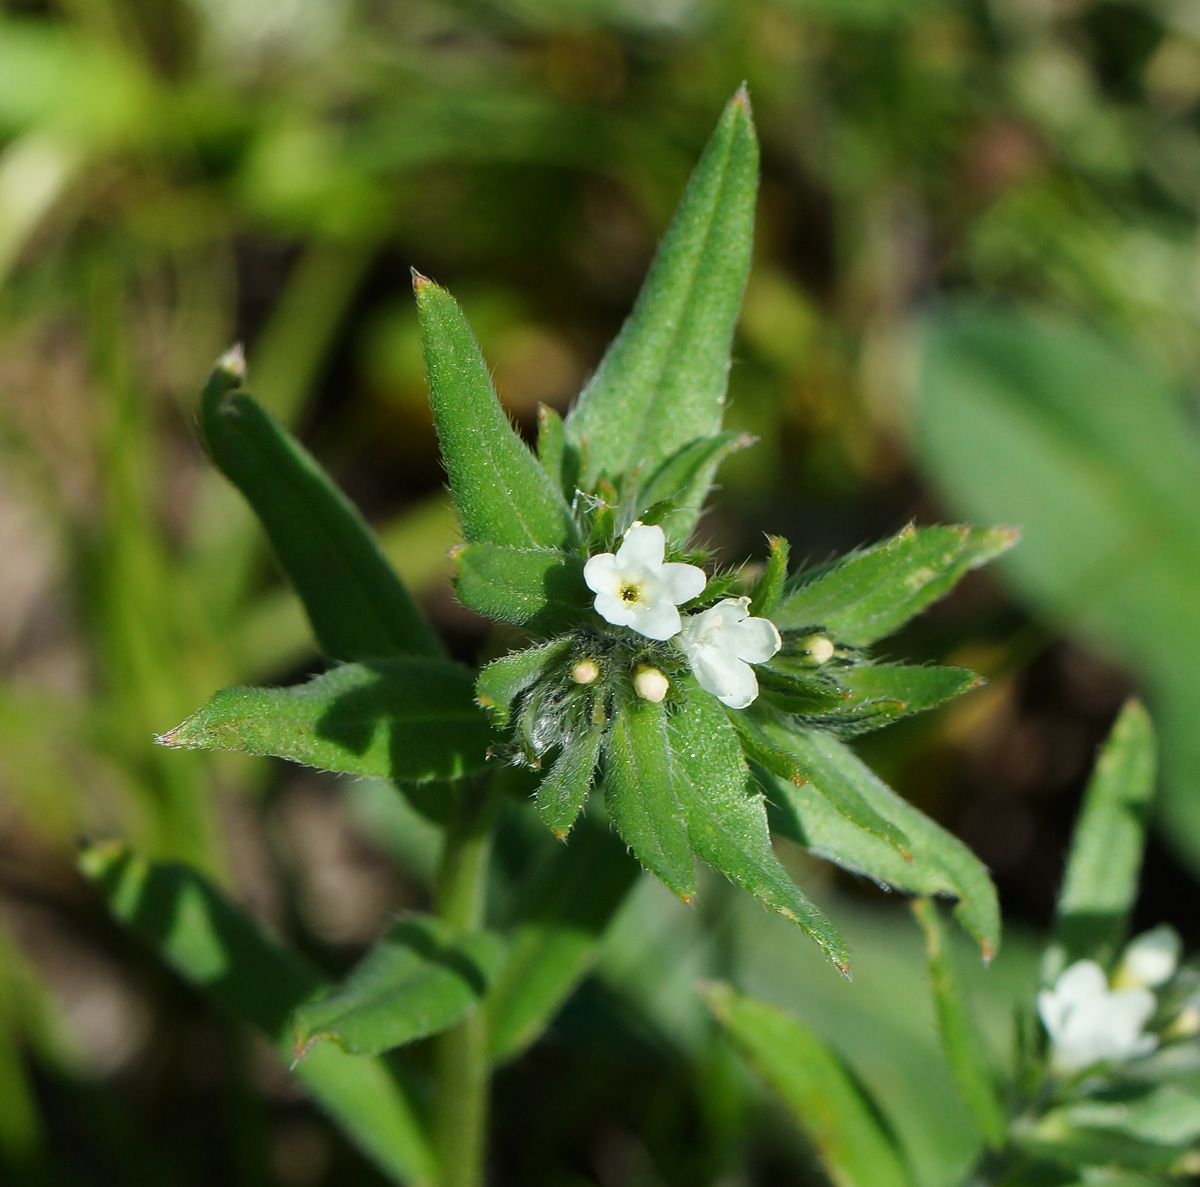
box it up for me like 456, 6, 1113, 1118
1038, 959, 1158, 1074
678, 597, 781, 709
583, 523, 706, 641
1115, 926, 1180, 990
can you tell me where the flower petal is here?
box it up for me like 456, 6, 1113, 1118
732, 614, 782, 663
632, 599, 681, 641
616, 522, 665, 570
660, 561, 707, 605
584, 552, 620, 595
693, 646, 759, 709
594, 590, 637, 628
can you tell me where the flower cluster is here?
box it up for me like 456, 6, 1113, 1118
583, 522, 781, 708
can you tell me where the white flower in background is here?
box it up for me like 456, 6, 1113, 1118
678, 597, 782, 709
584, 523, 706, 641
1115, 925, 1181, 990
1038, 959, 1158, 1074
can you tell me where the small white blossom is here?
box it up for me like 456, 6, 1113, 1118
583, 523, 706, 641
633, 665, 669, 703
678, 597, 781, 709
1038, 959, 1158, 1074
1115, 925, 1180, 990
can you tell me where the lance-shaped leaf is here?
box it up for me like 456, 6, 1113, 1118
633, 432, 751, 542
79, 843, 436, 1187
602, 699, 694, 901
703, 984, 912, 1187
536, 726, 604, 838
200, 349, 443, 661
1045, 699, 1156, 980
413, 275, 574, 549
475, 638, 573, 729
749, 535, 790, 618
536, 404, 580, 502
912, 899, 1006, 1148
159, 659, 491, 783
565, 88, 758, 496
669, 681, 849, 971
293, 915, 504, 1057
768, 730, 1000, 959
774, 524, 1017, 645
487, 817, 640, 1063
451, 544, 588, 632
825, 665, 982, 732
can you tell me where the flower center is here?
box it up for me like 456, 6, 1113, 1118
619, 580, 643, 605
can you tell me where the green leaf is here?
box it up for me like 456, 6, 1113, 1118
79, 843, 436, 1187
413, 275, 574, 549
832, 664, 982, 727
451, 544, 588, 632
911, 899, 1006, 1148
773, 524, 1017, 646
564, 88, 758, 489
200, 350, 443, 662
633, 431, 751, 542
749, 535, 790, 618
536, 403, 579, 501
703, 983, 912, 1187
475, 638, 573, 729
486, 817, 639, 1064
159, 658, 491, 783
1046, 699, 1156, 979
755, 710, 911, 855
292, 915, 504, 1057
601, 699, 695, 901
912, 305, 1200, 876
767, 730, 1001, 960
536, 725, 604, 838
669, 682, 849, 972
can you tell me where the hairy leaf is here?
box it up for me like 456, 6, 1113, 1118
536, 726, 604, 838
451, 544, 588, 632
475, 638, 573, 729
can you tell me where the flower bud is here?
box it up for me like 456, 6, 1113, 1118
571, 659, 600, 684
798, 633, 835, 665
633, 665, 669, 703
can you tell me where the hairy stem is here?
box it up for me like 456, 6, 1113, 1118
433, 778, 497, 1187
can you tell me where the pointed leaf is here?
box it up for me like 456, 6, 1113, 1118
749, 535, 790, 618
670, 682, 849, 972
601, 699, 694, 900
830, 665, 983, 729
1046, 699, 1156, 978
565, 88, 758, 489
293, 915, 504, 1057
451, 544, 588, 632
768, 730, 1000, 959
703, 983, 912, 1187
414, 275, 574, 548
200, 351, 443, 661
159, 659, 491, 783
475, 638, 573, 729
486, 817, 639, 1063
774, 524, 1017, 646
536, 726, 604, 838
912, 899, 1006, 1148
633, 431, 751, 542
79, 843, 436, 1187
536, 403, 579, 502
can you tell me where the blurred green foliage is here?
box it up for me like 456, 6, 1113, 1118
2, 0, 1199, 1182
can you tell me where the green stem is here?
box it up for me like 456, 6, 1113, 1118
433, 778, 497, 1187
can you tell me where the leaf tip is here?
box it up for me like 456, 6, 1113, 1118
410, 267, 433, 292
732, 81, 753, 116
980, 939, 996, 965
215, 343, 246, 383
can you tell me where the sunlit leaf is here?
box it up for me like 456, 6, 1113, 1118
704, 983, 912, 1187
159, 658, 491, 783
749, 535, 790, 618
535, 726, 604, 838
475, 638, 573, 729
451, 543, 588, 632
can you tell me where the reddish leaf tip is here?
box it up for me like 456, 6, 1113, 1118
410, 267, 432, 291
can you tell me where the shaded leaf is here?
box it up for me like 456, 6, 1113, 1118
767, 730, 1000, 959
704, 983, 912, 1187
1046, 699, 1156, 979
565, 88, 757, 490
832, 664, 982, 728
633, 431, 751, 542
414, 274, 574, 549
749, 535, 790, 618
602, 699, 694, 901
200, 351, 443, 662
536, 403, 578, 502
536, 726, 604, 838
293, 915, 504, 1057
451, 544, 588, 632
160, 659, 490, 783
487, 817, 640, 1064
774, 524, 1016, 646
79, 843, 436, 1187
475, 638, 573, 729
670, 682, 849, 972
912, 898, 1006, 1148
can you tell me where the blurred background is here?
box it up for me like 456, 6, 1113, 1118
1, 0, 1199, 1182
